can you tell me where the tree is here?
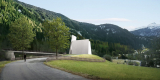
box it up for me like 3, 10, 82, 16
151, 38, 160, 67
0, 37, 1, 50
8, 16, 35, 52
42, 17, 70, 59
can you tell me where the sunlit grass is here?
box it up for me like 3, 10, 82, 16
62, 54, 77, 56
45, 60, 160, 80
65, 54, 104, 60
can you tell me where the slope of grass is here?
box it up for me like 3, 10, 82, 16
0, 61, 12, 73
45, 60, 160, 80
64, 54, 104, 60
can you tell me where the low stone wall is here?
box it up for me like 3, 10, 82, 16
5, 51, 15, 60
0, 50, 15, 60
46, 56, 106, 62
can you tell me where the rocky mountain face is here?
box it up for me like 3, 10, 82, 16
131, 23, 160, 37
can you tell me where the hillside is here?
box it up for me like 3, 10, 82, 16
11, 0, 151, 49
0, 0, 133, 58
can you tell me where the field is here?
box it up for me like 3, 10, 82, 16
45, 54, 160, 80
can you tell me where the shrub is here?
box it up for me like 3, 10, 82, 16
128, 61, 134, 65
0, 50, 5, 61
134, 62, 140, 66
118, 54, 128, 59
92, 49, 98, 55
128, 61, 140, 66
103, 54, 112, 61
141, 61, 146, 66
149, 60, 154, 67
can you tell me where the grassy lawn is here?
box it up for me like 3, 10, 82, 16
0, 61, 12, 73
64, 54, 104, 60
62, 54, 77, 56
45, 55, 160, 80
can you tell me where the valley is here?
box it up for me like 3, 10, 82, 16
0, 0, 160, 80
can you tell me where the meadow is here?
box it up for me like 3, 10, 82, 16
45, 55, 160, 80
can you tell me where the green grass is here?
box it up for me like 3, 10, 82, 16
66, 54, 104, 60
62, 54, 77, 56
45, 60, 160, 80
0, 61, 12, 73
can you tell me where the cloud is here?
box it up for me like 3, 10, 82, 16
123, 26, 137, 31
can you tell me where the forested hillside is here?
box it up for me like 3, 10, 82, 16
0, 0, 151, 57
0, 0, 43, 50
13, 0, 151, 49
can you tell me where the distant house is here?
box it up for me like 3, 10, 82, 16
69, 35, 92, 55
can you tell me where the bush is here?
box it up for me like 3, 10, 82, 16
141, 61, 146, 66
128, 61, 140, 66
0, 50, 5, 61
92, 49, 97, 55
118, 54, 128, 59
128, 61, 134, 65
134, 62, 140, 66
103, 54, 112, 61
149, 60, 154, 67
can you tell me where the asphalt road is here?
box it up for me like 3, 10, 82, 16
0, 58, 89, 80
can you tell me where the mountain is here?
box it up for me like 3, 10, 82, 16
131, 22, 160, 37
0, 0, 151, 50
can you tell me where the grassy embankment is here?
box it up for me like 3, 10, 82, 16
45, 54, 160, 80
66, 54, 104, 60
0, 61, 12, 73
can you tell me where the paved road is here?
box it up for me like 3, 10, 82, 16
0, 58, 89, 80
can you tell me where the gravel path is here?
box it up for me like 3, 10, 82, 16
0, 58, 89, 80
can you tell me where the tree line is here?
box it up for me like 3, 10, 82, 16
90, 40, 134, 57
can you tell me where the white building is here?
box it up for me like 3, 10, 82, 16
69, 35, 92, 55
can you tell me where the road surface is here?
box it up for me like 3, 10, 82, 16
0, 58, 89, 80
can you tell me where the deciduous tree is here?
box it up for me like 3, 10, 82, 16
42, 17, 70, 59
8, 16, 35, 52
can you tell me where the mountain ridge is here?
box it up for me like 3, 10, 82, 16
1, 0, 151, 49
131, 23, 160, 37
14, 0, 151, 49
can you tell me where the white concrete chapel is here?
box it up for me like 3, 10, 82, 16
69, 35, 92, 55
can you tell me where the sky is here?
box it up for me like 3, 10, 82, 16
19, 0, 160, 31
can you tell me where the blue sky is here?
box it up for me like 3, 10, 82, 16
19, 0, 160, 31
